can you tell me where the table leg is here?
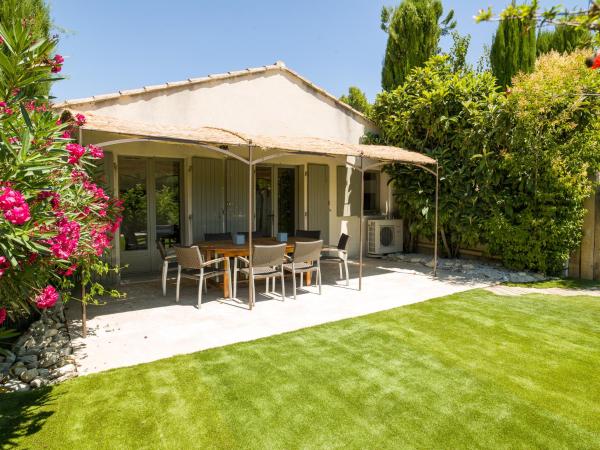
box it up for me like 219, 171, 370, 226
224, 257, 230, 298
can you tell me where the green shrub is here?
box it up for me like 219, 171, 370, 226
372, 51, 600, 274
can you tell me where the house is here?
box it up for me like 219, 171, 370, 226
56, 61, 436, 277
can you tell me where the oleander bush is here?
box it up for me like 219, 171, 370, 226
0, 23, 122, 335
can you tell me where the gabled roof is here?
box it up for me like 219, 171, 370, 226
54, 61, 372, 124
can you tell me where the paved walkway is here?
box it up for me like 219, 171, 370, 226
485, 285, 600, 297
67, 259, 488, 375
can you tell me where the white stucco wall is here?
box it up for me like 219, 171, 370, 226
71, 70, 376, 144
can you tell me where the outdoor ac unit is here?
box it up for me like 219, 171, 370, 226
367, 219, 403, 256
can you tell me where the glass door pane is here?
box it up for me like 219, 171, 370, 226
255, 166, 273, 237
154, 160, 182, 253
277, 167, 296, 235
119, 157, 148, 252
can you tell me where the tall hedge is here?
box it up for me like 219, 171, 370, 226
372, 56, 507, 257
372, 51, 600, 274
486, 51, 600, 273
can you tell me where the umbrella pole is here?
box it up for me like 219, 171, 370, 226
359, 157, 364, 291
433, 163, 439, 277
248, 144, 254, 309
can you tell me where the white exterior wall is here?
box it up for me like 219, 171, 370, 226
73, 70, 375, 144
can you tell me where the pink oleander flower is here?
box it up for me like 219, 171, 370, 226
0, 187, 30, 225
61, 131, 71, 139
70, 170, 87, 182
91, 228, 111, 256
0, 186, 25, 210
108, 216, 123, 234
50, 54, 64, 73
0, 308, 6, 326
0, 101, 6, 108
0, 256, 10, 277
4, 203, 31, 225
66, 143, 86, 164
88, 144, 104, 159
8, 137, 19, 144
75, 113, 86, 126
48, 219, 80, 259
83, 180, 109, 201
35, 285, 58, 309
62, 264, 77, 276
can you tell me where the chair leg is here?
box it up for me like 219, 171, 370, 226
162, 261, 168, 296
317, 263, 322, 295
299, 273, 303, 288
272, 277, 276, 292
344, 258, 349, 286
265, 278, 270, 293
227, 268, 232, 299
292, 269, 297, 300
339, 262, 343, 280
198, 271, 204, 309
175, 265, 181, 302
204, 278, 208, 294
250, 275, 255, 309
280, 267, 286, 301
233, 262, 238, 299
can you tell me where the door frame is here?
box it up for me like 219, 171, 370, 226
117, 156, 185, 274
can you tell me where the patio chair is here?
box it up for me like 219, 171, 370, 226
156, 240, 178, 296
204, 232, 232, 241
284, 240, 323, 300
239, 230, 266, 239
233, 243, 286, 308
295, 229, 321, 240
174, 245, 231, 308
320, 233, 350, 286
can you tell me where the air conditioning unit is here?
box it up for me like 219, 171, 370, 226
368, 219, 403, 256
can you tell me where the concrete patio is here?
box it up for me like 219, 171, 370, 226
66, 258, 489, 375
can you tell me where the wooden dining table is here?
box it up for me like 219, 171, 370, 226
195, 237, 315, 298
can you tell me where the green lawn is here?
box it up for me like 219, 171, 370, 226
1, 289, 599, 449
504, 277, 600, 290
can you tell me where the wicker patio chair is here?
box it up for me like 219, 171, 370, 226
295, 230, 321, 240
156, 240, 178, 296
320, 233, 350, 286
174, 245, 231, 308
233, 243, 286, 308
283, 240, 323, 300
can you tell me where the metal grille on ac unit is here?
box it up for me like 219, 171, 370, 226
367, 219, 403, 256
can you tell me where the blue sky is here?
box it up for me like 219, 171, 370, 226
49, 0, 585, 102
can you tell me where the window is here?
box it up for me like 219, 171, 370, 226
363, 171, 380, 215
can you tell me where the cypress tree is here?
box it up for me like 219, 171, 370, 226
537, 25, 592, 56
380, 0, 455, 91
490, 14, 536, 88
